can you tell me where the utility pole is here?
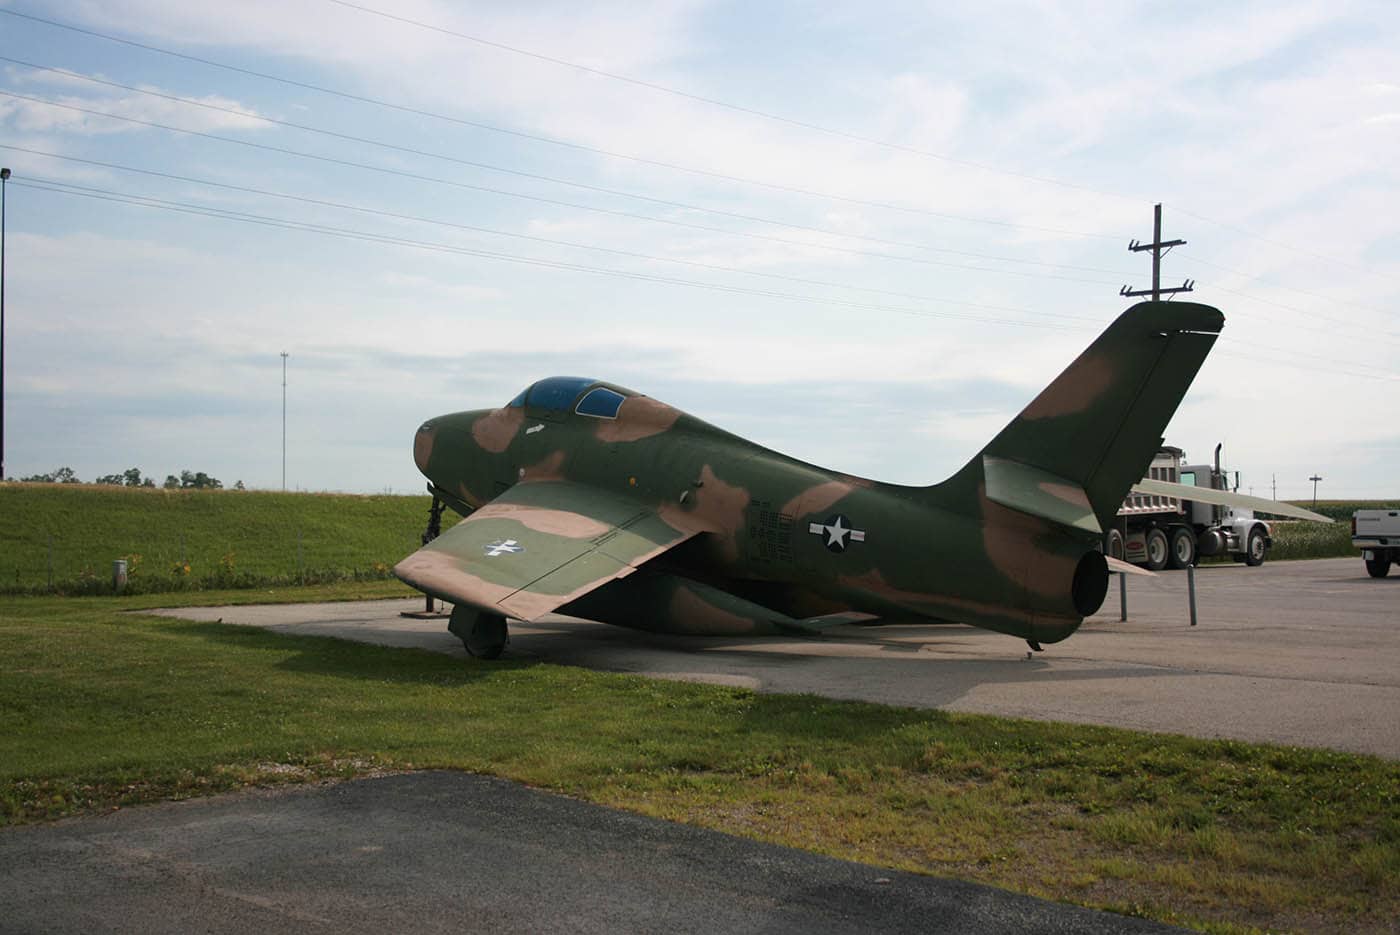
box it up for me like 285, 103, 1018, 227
1121, 204, 1194, 302
1272, 474, 1277, 500
1309, 474, 1323, 507
1, 167, 10, 481
281, 351, 289, 491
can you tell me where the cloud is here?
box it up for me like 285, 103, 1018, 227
1, 65, 269, 135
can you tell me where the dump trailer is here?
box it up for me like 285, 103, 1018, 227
1108, 444, 1271, 570
1352, 509, 1400, 578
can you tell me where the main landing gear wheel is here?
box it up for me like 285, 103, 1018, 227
1366, 557, 1392, 578
1144, 528, 1169, 571
1167, 527, 1197, 570
448, 606, 510, 660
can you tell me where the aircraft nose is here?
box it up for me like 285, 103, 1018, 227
414, 420, 437, 476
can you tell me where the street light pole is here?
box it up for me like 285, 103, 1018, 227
1, 167, 10, 481
281, 351, 289, 491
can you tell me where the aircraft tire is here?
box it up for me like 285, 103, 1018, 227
1243, 527, 1267, 567
1167, 527, 1196, 569
1144, 528, 1169, 571
1365, 557, 1392, 578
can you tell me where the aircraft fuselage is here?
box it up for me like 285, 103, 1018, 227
413, 384, 1104, 645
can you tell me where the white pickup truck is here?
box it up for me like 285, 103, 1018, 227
1353, 509, 1400, 578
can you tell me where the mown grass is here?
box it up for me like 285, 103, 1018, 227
0, 483, 432, 594
2, 593, 1395, 934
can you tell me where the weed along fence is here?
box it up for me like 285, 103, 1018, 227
0, 485, 433, 595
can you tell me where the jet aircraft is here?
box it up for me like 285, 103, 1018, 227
395, 300, 1322, 659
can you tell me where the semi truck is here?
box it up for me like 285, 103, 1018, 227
1352, 509, 1400, 578
1108, 444, 1272, 570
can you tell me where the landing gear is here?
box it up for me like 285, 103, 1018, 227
448, 605, 509, 659
417, 493, 448, 614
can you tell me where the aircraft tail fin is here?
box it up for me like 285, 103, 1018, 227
930, 301, 1224, 532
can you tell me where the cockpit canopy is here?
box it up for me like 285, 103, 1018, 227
507, 376, 632, 419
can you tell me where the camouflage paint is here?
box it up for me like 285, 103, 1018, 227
397, 302, 1224, 646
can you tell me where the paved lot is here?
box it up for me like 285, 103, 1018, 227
156, 557, 1400, 759
0, 772, 1182, 935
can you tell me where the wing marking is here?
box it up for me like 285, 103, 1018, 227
394, 481, 704, 620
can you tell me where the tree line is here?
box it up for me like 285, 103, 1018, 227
9, 467, 245, 490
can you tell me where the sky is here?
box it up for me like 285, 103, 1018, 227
0, 0, 1396, 498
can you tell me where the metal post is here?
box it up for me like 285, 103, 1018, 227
1118, 571, 1127, 621
1187, 564, 1198, 627
1, 167, 10, 481
281, 351, 289, 491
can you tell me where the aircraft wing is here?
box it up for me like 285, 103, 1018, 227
1130, 479, 1332, 523
394, 480, 702, 620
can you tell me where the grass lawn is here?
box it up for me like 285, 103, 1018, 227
0, 483, 431, 594
2, 589, 1396, 934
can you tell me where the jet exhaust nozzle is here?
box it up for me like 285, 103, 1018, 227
1071, 549, 1109, 618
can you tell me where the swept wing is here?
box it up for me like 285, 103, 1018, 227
394, 480, 702, 620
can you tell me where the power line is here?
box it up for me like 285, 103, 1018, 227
5, 58, 1384, 321
10, 177, 1094, 330
0, 20, 1124, 242
322, 0, 1136, 205
16, 177, 1396, 384
7, 7, 1386, 291
2, 154, 1105, 319
12, 145, 1394, 363
1170, 204, 1400, 286
0, 86, 1123, 286
1207, 282, 1400, 346
316, 1, 1395, 286
1181, 250, 1396, 323
16, 146, 1397, 367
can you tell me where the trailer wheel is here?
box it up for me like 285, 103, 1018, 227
1145, 528, 1169, 571
1168, 527, 1196, 569
1243, 527, 1267, 567
1366, 557, 1392, 578
1106, 529, 1125, 561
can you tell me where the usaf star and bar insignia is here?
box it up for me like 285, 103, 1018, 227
808, 514, 866, 553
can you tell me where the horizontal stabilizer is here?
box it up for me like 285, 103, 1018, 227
1106, 555, 1156, 577
983, 457, 1101, 533
1130, 479, 1332, 523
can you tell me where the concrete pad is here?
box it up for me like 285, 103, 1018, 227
152, 557, 1400, 759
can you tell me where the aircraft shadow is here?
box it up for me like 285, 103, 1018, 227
168, 619, 539, 685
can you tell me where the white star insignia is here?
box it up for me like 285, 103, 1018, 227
808, 514, 866, 553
